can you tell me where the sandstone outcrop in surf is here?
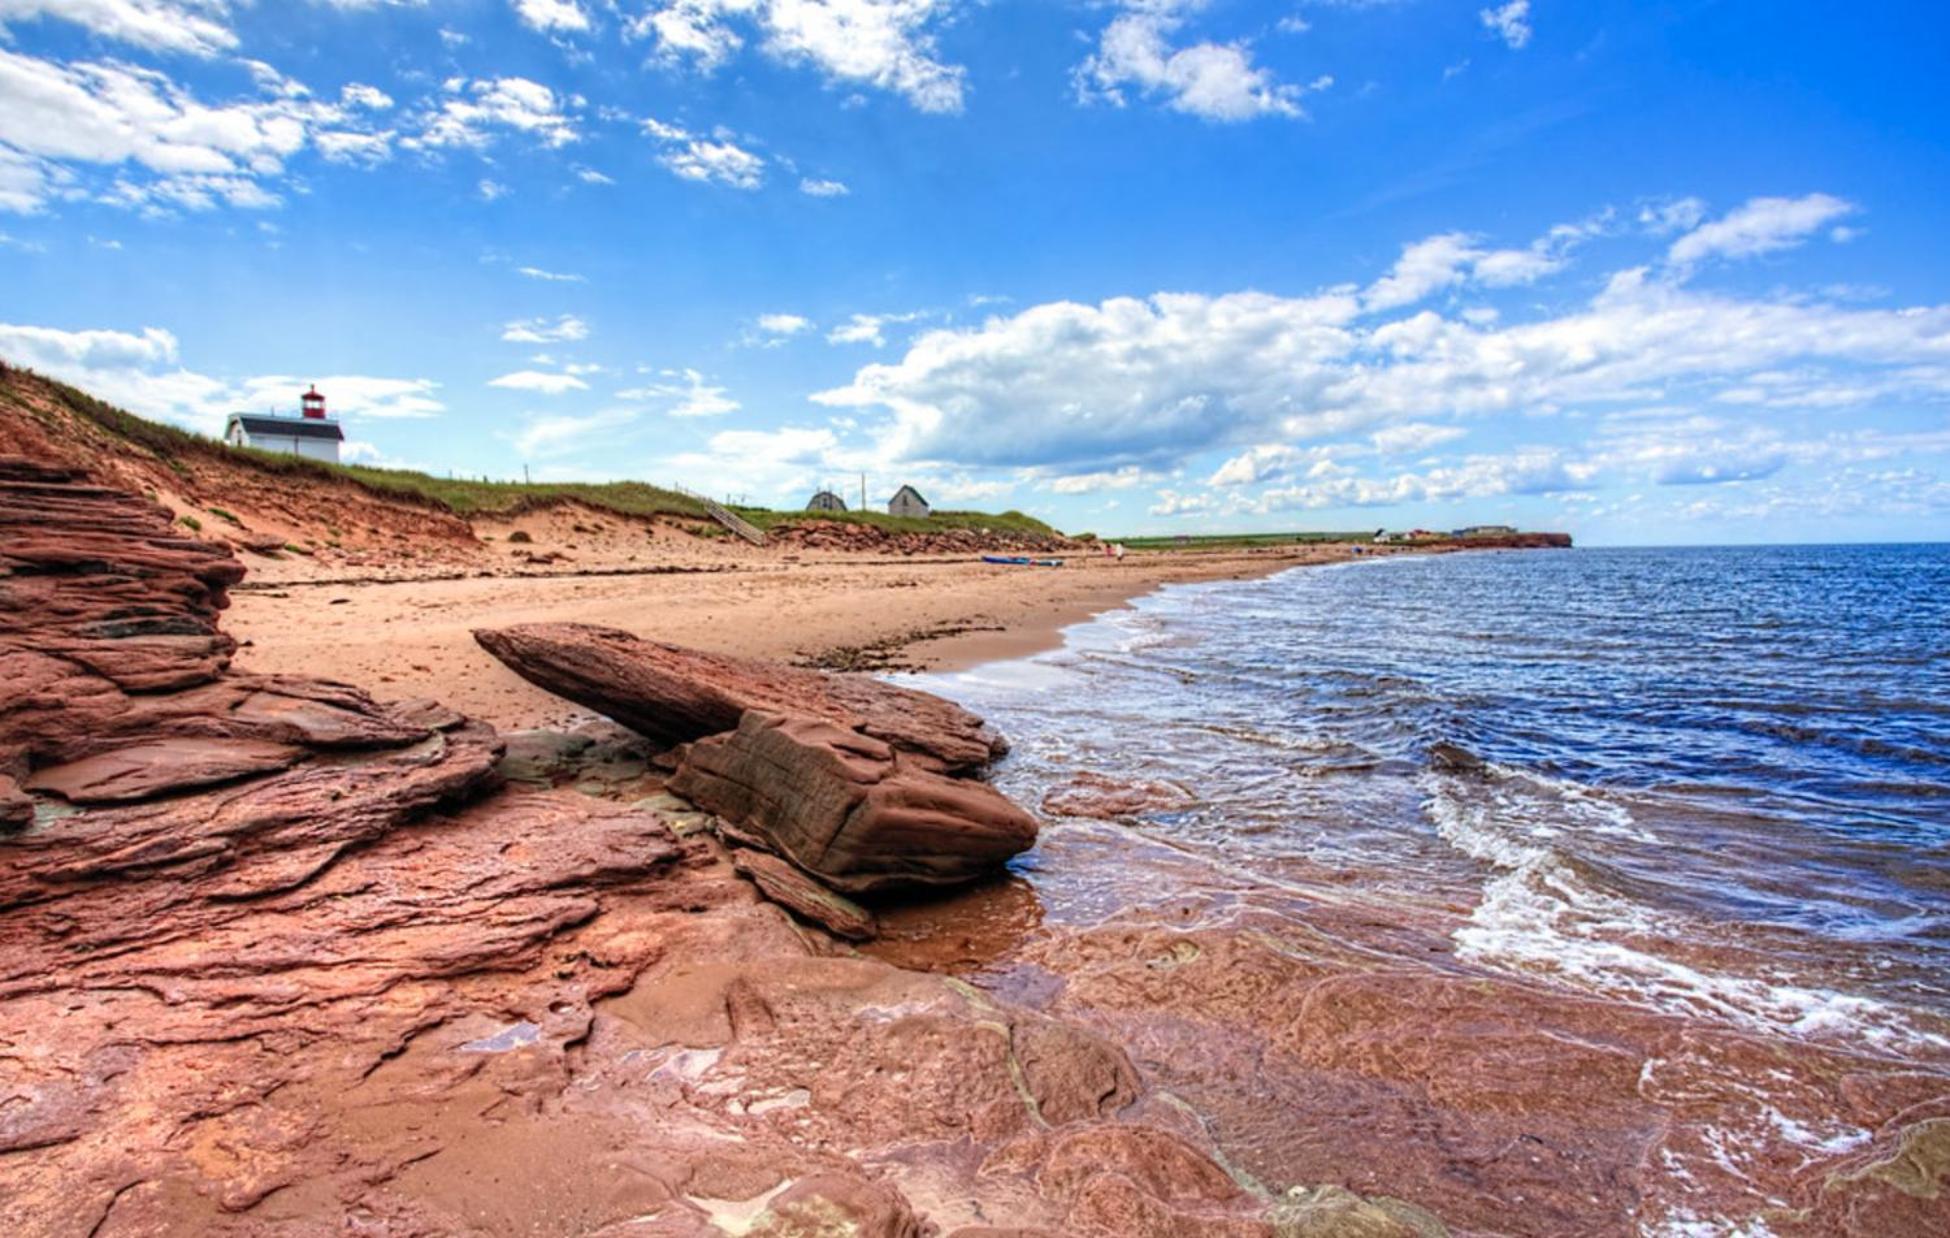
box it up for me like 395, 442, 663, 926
475, 620, 1039, 901
674, 710, 1040, 894
473, 621, 1007, 772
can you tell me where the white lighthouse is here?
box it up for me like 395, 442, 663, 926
224, 385, 345, 464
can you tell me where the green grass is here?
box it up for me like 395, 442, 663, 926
332, 466, 712, 521
1118, 531, 1377, 551
3, 366, 1063, 537
737, 505, 1063, 538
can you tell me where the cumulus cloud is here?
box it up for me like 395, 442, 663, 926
826, 310, 924, 346
511, 0, 592, 34
490, 369, 591, 394
643, 117, 764, 189
616, 368, 740, 417
1363, 218, 1602, 312
1370, 421, 1466, 454
501, 314, 589, 343
757, 312, 812, 336
0, 321, 443, 432
0, 0, 238, 57
405, 77, 581, 151
512, 406, 640, 458
816, 208, 1950, 497
663, 425, 841, 499
799, 176, 848, 196
1046, 465, 1158, 494
1259, 447, 1591, 512
0, 46, 394, 213
1667, 193, 1856, 267
629, 0, 966, 114
1478, 1, 1531, 50
1075, 3, 1323, 122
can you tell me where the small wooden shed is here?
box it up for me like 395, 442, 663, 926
806, 489, 848, 513
887, 484, 931, 519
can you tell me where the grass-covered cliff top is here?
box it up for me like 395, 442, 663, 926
2, 366, 1061, 537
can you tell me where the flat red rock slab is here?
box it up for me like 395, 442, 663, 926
25, 737, 307, 804
473, 623, 1006, 772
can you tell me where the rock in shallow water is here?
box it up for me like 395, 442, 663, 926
673, 711, 1039, 894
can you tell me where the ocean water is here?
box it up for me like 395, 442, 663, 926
916, 543, 1950, 1057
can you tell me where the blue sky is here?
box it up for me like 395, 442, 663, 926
1, 0, 1947, 544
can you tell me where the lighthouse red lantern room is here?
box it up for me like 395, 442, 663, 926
301, 386, 327, 420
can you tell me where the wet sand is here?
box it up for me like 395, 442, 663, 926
228, 543, 1380, 728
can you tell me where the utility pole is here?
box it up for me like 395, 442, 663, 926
860, 472, 866, 512
523, 464, 530, 485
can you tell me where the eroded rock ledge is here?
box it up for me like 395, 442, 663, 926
1, 459, 1434, 1236
474, 622, 1041, 914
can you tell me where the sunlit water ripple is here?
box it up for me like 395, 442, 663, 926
912, 543, 1950, 1055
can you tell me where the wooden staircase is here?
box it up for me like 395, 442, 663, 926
674, 485, 768, 546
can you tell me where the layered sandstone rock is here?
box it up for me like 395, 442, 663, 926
1, 459, 1381, 1236
730, 846, 879, 941
473, 621, 1007, 772
673, 710, 1039, 894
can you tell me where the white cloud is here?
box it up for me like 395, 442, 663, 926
512, 406, 640, 458
574, 165, 614, 184
1667, 193, 1856, 267
313, 129, 393, 165
0, 320, 179, 370
1638, 196, 1706, 235
756, 312, 813, 336
1261, 447, 1592, 511
1478, 1, 1531, 50
490, 369, 590, 394
1149, 488, 1219, 517
642, 117, 764, 189
1075, 5, 1319, 122
799, 176, 849, 197
517, 265, 586, 282
617, 368, 740, 417
817, 221, 1950, 480
660, 424, 842, 500
0, 0, 238, 57
405, 76, 580, 151
826, 309, 924, 346
1046, 465, 1156, 494
628, 0, 966, 114
0, 46, 396, 213
511, 0, 591, 34
477, 177, 509, 201
1370, 421, 1466, 454
340, 83, 394, 111
1363, 218, 1601, 312
0, 321, 443, 432
501, 314, 589, 343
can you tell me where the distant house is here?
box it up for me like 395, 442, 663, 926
806, 489, 848, 513
225, 385, 343, 464
887, 484, 931, 518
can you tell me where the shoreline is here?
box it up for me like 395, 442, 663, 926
227, 542, 1395, 729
